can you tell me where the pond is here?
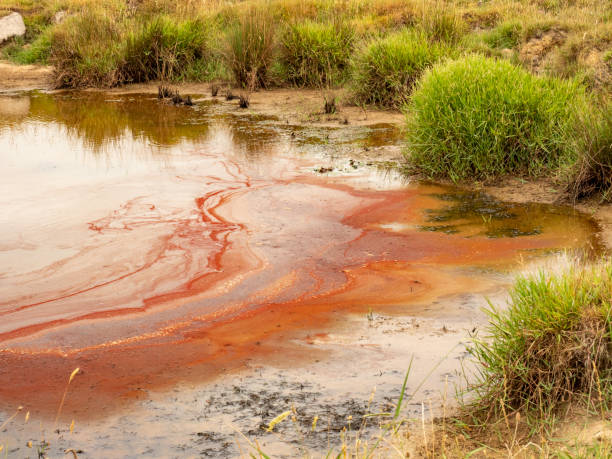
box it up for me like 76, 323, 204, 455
0, 92, 602, 457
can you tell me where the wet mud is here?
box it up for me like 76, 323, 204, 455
0, 92, 604, 457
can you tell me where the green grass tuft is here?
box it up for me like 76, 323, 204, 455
50, 9, 126, 88
405, 55, 584, 180
482, 20, 523, 49
466, 260, 612, 423
278, 20, 354, 88
351, 29, 449, 108
565, 101, 612, 202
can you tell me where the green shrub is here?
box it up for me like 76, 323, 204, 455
8, 28, 53, 64
406, 55, 584, 180
225, 6, 276, 89
279, 20, 354, 87
122, 15, 209, 82
351, 29, 449, 108
467, 260, 612, 421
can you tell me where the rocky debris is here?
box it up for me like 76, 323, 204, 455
0, 12, 26, 44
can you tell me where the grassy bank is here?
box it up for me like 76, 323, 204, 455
2, 0, 609, 92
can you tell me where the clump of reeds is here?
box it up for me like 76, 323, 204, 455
565, 101, 612, 202
122, 15, 209, 83
417, 0, 467, 44
465, 260, 612, 424
50, 9, 125, 87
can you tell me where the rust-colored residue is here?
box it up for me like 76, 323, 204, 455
0, 93, 600, 421
0, 161, 595, 421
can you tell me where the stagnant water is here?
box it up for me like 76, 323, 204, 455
0, 92, 603, 457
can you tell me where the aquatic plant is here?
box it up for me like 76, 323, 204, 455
405, 55, 584, 180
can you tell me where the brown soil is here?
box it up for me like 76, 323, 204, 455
0, 60, 53, 90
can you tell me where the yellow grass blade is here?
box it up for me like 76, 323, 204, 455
68, 368, 80, 384
312, 415, 319, 431
266, 410, 291, 432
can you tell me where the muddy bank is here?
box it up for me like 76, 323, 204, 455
0, 60, 52, 90
105, 83, 405, 129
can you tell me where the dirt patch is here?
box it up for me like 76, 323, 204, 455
0, 60, 53, 90
519, 29, 566, 71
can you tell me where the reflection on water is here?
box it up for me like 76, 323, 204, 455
419, 191, 599, 242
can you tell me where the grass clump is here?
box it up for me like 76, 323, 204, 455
566, 102, 612, 202
2, 30, 52, 64
351, 29, 448, 108
406, 55, 584, 180
466, 260, 612, 423
123, 15, 209, 83
278, 20, 353, 87
225, 6, 276, 89
51, 9, 126, 88
418, 2, 467, 44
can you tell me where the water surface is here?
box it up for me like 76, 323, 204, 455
0, 92, 602, 454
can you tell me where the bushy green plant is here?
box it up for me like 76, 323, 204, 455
406, 55, 584, 180
7, 28, 53, 64
351, 29, 449, 108
467, 260, 612, 420
279, 20, 353, 87
122, 15, 209, 82
225, 6, 276, 89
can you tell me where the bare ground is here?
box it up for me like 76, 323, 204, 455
0, 60, 52, 90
